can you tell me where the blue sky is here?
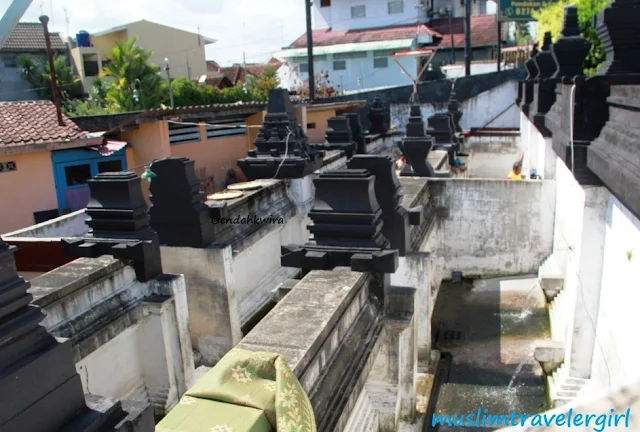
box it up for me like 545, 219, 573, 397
2, 0, 307, 65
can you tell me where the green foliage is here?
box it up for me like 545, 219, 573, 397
514, 22, 533, 46
17, 54, 84, 101
532, 0, 609, 75
170, 68, 279, 107
101, 36, 168, 112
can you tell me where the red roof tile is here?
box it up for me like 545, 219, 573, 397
289, 23, 441, 49
0, 101, 88, 149
429, 15, 505, 48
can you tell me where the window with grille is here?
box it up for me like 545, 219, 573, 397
333, 60, 346, 71
299, 63, 309, 73
373, 50, 390, 68
388, 1, 404, 14
206, 120, 246, 138
334, 52, 367, 60
314, 55, 328, 61
321, 0, 331, 6
169, 122, 201, 145
351, 5, 366, 18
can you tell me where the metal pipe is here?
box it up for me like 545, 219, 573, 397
40, 15, 64, 126
497, 20, 502, 72
305, 0, 315, 100
464, 0, 471, 76
448, 8, 455, 64
164, 58, 174, 109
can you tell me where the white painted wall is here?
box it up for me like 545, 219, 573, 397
589, 195, 640, 393
277, 62, 304, 91
313, 0, 428, 31
390, 80, 520, 132
440, 62, 501, 80
291, 52, 417, 92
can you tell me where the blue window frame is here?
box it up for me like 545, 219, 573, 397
51, 147, 128, 214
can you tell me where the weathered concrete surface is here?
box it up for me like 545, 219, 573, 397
534, 342, 565, 375
428, 179, 555, 277
2, 209, 89, 238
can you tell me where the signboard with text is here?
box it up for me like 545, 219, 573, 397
498, 0, 549, 21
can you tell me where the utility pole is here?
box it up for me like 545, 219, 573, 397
305, 0, 315, 100
497, 20, 502, 72
164, 58, 174, 109
464, 0, 471, 76
40, 15, 64, 126
448, 7, 455, 64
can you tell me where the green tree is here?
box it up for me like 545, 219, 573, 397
17, 54, 84, 101
532, 0, 609, 75
101, 36, 168, 112
245, 67, 280, 101
514, 22, 533, 46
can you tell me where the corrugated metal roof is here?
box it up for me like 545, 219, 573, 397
275, 38, 414, 58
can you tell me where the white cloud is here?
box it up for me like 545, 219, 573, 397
1, 0, 306, 65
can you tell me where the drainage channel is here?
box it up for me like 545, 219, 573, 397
425, 277, 550, 432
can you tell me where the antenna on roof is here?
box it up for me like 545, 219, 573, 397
197, 25, 201, 46
63, 8, 70, 39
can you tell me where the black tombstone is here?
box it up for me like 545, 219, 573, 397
0, 239, 154, 431
346, 112, 367, 154
448, 86, 463, 134
237, 88, 323, 180
398, 104, 436, 177
368, 95, 387, 135
427, 113, 460, 166
312, 116, 356, 159
545, 4, 605, 185
62, 172, 162, 282
149, 157, 215, 248
347, 155, 422, 257
530, 32, 560, 136
281, 169, 399, 274
519, 45, 540, 116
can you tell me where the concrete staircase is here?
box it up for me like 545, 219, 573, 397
546, 362, 588, 408
537, 254, 590, 408
538, 255, 564, 302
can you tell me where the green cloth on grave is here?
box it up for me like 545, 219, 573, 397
156, 348, 316, 432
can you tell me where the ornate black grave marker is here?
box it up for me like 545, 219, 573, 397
346, 112, 367, 154
62, 172, 162, 282
398, 104, 436, 177
312, 116, 356, 158
281, 169, 399, 273
149, 157, 216, 248
428, 113, 460, 166
531, 32, 560, 136
237, 89, 323, 180
347, 155, 422, 257
368, 95, 387, 135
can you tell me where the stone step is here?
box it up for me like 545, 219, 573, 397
538, 255, 564, 301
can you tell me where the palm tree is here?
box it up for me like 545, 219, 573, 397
101, 36, 168, 112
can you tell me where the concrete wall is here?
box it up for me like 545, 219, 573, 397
0, 61, 39, 101
306, 108, 337, 143
313, 0, 428, 31
2, 209, 88, 239
0, 150, 58, 234
29, 257, 194, 416
291, 53, 418, 93
428, 178, 555, 277
127, 21, 208, 79
390, 80, 520, 132
169, 127, 249, 191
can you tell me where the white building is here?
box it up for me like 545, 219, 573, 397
275, 0, 499, 93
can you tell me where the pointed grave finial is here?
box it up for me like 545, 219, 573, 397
550, 5, 591, 81
542, 32, 553, 51
561, 5, 580, 37
595, 0, 640, 75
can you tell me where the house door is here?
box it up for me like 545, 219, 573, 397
52, 148, 128, 214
